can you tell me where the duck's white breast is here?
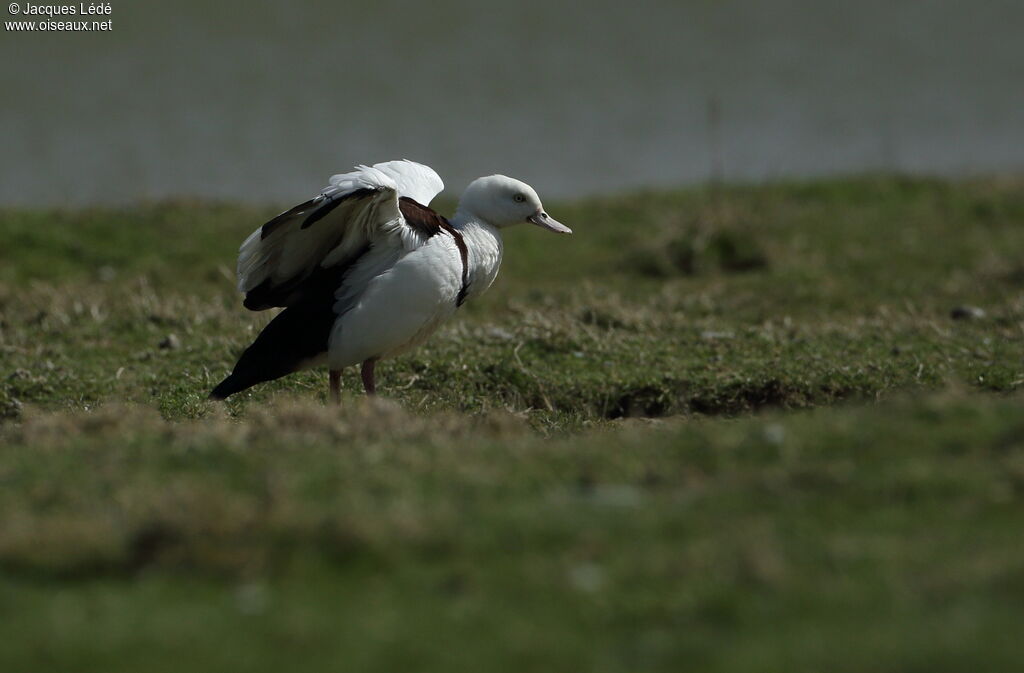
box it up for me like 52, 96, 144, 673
327, 234, 463, 368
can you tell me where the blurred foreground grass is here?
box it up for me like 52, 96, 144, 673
1, 176, 1023, 671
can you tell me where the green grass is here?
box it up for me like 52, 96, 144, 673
1, 176, 1024, 670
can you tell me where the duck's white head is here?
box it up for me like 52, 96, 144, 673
457, 175, 571, 233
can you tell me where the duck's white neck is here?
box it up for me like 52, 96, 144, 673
449, 211, 504, 303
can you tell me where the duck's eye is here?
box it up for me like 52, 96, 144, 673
513, 194, 526, 203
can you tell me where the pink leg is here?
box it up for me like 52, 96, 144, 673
329, 369, 342, 405
360, 359, 377, 396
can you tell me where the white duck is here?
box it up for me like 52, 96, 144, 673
210, 160, 571, 402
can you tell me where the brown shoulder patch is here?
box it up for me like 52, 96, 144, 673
398, 197, 471, 306
398, 196, 447, 237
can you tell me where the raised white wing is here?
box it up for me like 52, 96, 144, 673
339, 159, 443, 206
236, 160, 444, 310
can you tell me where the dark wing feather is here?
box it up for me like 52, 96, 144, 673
241, 189, 383, 310
242, 243, 371, 311
260, 197, 321, 240
300, 188, 379, 230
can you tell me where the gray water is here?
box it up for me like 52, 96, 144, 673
2, 0, 1023, 206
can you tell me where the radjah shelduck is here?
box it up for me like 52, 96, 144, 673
210, 160, 571, 403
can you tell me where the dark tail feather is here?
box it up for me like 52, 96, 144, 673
209, 374, 245, 400
208, 303, 335, 400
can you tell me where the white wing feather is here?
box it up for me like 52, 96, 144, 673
333, 160, 444, 207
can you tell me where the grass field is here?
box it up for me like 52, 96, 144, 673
1, 176, 1023, 671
